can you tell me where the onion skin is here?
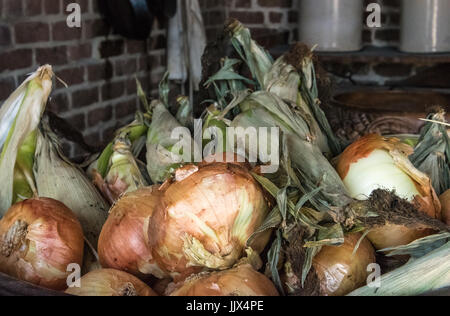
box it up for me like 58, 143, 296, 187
149, 162, 270, 281
98, 187, 164, 277
0, 198, 84, 291
336, 134, 441, 249
65, 269, 157, 296
169, 264, 279, 296
440, 190, 450, 226
313, 234, 376, 296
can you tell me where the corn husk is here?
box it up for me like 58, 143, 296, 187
0, 65, 53, 215
146, 99, 200, 183
410, 110, 450, 196
175, 95, 194, 131
348, 234, 450, 296
93, 135, 148, 204
34, 121, 109, 247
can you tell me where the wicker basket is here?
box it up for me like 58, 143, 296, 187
325, 89, 450, 142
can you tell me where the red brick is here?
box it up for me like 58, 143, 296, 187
36, 46, 68, 65
62, 0, 89, 13
57, 67, 85, 86
99, 39, 124, 58
235, 0, 252, 8
258, 0, 292, 7
0, 76, 15, 101
85, 18, 110, 38
0, 25, 11, 46
44, 0, 60, 14
72, 87, 99, 107
48, 92, 70, 113
0, 49, 33, 71
270, 12, 283, 23
68, 43, 92, 61
52, 21, 82, 41
229, 11, 265, 24
101, 81, 125, 101
127, 40, 147, 54
15, 22, 49, 43
115, 58, 137, 76
88, 105, 113, 126
3, 0, 23, 16
88, 61, 113, 82
115, 99, 138, 118
24, 0, 42, 16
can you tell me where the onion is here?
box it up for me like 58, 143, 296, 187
0, 198, 84, 290
336, 134, 441, 249
149, 162, 270, 281
65, 269, 157, 296
169, 264, 279, 296
440, 190, 450, 225
98, 186, 164, 278
313, 233, 376, 296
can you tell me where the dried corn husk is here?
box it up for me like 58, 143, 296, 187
34, 121, 108, 247
0, 65, 53, 215
410, 110, 450, 196
348, 234, 450, 296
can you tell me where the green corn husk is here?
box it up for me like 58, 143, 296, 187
93, 135, 148, 204
34, 121, 109, 247
348, 234, 450, 296
0, 65, 53, 215
410, 110, 450, 196
176, 95, 194, 131
146, 99, 199, 183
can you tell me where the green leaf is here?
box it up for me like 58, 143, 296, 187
268, 230, 284, 295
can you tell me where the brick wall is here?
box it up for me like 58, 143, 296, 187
0, 0, 168, 157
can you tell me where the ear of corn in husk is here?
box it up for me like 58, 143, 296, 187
34, 119, 109, 248
410, 109, 450, 196
93, 134, 148, 204
348, 234, 450, 296
0, 65, 53, 215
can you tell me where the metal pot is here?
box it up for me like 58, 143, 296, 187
298, 0, 364, 52
400, 0, 450, 53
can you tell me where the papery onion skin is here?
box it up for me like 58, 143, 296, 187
169, 264, 279, 296
65, 269, 157, 296
98, 186, 165, 278
440, 190, 450, 226
336, 134, 441, 249
149, 162, 270, 281
0, 198, 84, 290
313, 234, 376, 296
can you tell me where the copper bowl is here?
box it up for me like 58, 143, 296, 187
326, 89, 450, 142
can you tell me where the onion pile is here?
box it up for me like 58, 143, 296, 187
336, 134, 442, 249
98, 186, 163, 277
98, 161, 270, 282
65, 269, 157, 296
168, 264, 279, 296
441, 190, 450, 226
313, 234, 376, 296
0, 198, 84, 290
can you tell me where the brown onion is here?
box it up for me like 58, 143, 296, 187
441, 190, 450, 226
65, 269, 157, 296
169, 264, 279, 296
98, 186, 164, 277
337, 134, 441, 249
312, 233, 376, 296
0, 198, 84, 290
148, 162, 270, 281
